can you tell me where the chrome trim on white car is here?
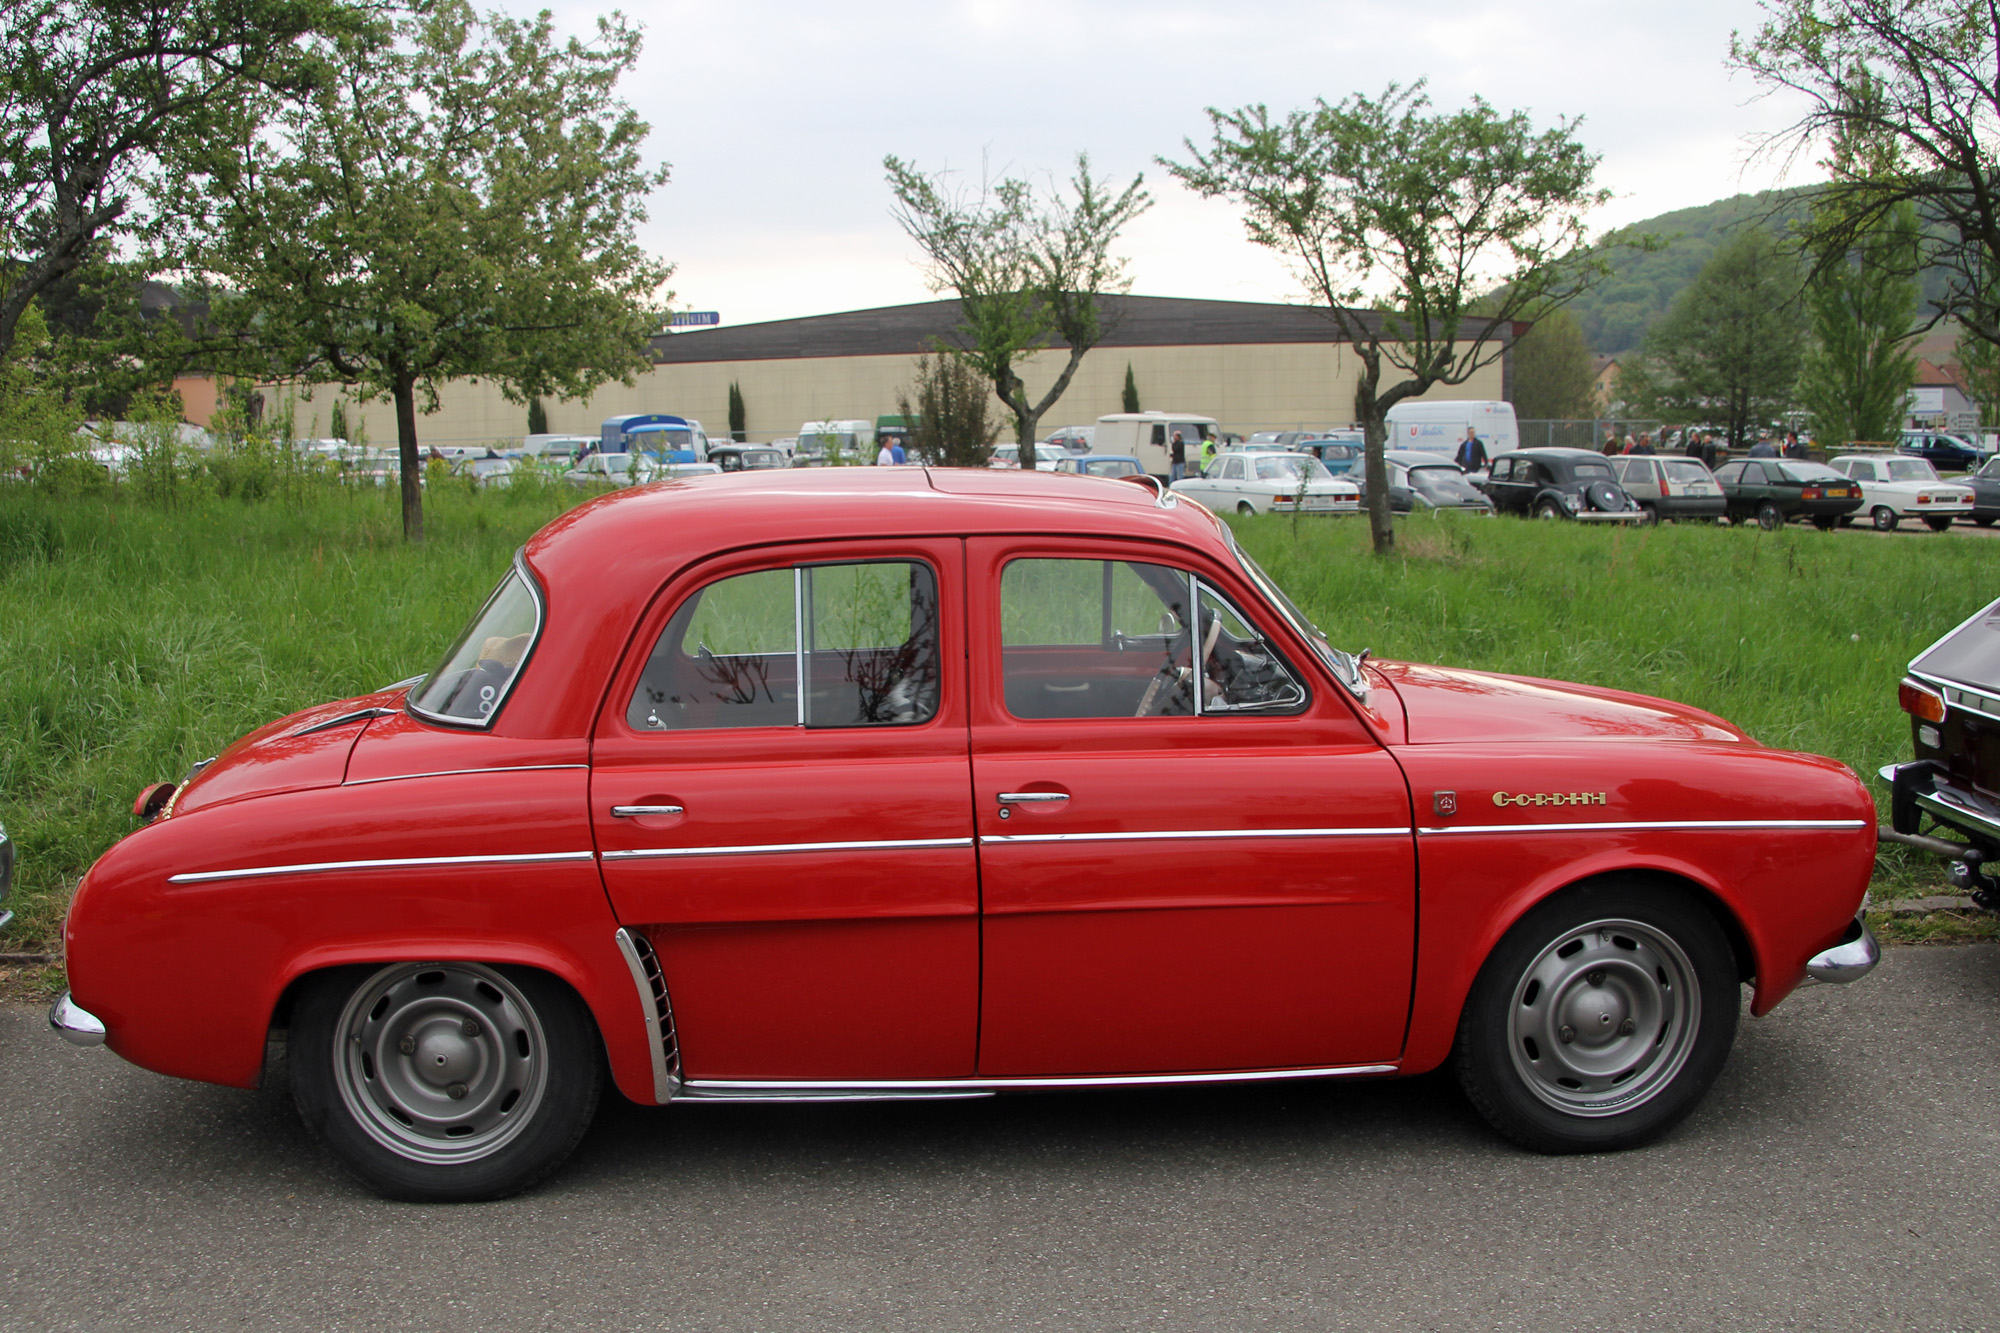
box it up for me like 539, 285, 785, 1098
680, 1062, 1399, 1100
1418, 818, 1870, 836
600, 836, 975, 861
167, 850, 596, 885
981, 826, 1411, 845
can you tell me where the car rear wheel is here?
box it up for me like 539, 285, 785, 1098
1635, 504, 1658, 526
1454, 880, 1739, 1153
1871, 505, 1900, 531
1976, 516, 1996, 528
1924, 516, 1954, 532
1236, 501, 1257, 516
290, 962, 602, 1201
1755, 502, 1783, 531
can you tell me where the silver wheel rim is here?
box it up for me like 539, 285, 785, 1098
333, 963, 550, 1165
1506, 917, 1700, 1117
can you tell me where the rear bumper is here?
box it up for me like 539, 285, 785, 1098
1879, 761, 2000, 845
1805, 917, 1880, 984
49, 992, 106, 1047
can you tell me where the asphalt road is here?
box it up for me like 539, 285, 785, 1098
3, 947, 1998, 1333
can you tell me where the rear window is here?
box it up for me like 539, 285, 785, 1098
1777, 462, 1846, 483
1570, 460, 1615, 482
1662, 459, 1710, 482
409, 559, 544, 726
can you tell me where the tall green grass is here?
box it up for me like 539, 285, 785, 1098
1, 494, 1991, 960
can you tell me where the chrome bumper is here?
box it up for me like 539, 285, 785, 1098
48, 992, 106, 1047
1879, 762, 2000, 844
1805, 917, 1881, 984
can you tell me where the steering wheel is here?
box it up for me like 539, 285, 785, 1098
1132, 614, 1225, 716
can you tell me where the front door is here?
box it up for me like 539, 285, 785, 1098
966, 540, 1418, 1076
592, 540, 978, 1079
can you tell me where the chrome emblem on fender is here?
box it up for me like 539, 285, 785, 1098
1492, 791, 1608, 807
1433, 791, 1458, 817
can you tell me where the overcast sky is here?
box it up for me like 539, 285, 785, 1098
541, 0, 1816, 328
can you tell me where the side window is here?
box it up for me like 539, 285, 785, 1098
1151, 424, 1167, 446
627, 561, 940, 731
1223, 456, 1247, 480
1714, 462, 1743, 483
1490, 459, 1512, 481
999, 558, 1305, 720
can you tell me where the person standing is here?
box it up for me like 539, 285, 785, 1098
1170, 431, 1187, 482
1748, 436, 1777, 458
1783, 430, 1806, 460
1603, 429, 1620, 456
1454, 426, 1488, 473
890, 436, 908, 466
876, 437, 896, 466
1200, 435, 1217, 472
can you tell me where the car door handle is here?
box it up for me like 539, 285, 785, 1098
612, 805, 684, 817
997, 792, 1069, 804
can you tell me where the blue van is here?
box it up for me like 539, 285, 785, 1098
602, 414, 710, 463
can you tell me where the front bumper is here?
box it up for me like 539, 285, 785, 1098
49, 993, 106, 1047
1805, 917, 1881, 984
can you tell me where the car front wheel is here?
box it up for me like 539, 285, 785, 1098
1534, 499, 1564, 520
1454, 880, 1739, 1153
1871, 506, 1900, 531
290, 962, 603, 1201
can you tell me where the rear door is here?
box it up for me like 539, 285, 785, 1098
966, 540, 1416, 1076
591, 540, 978, 1079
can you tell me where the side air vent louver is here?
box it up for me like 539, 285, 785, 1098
613, 927, 683, 1102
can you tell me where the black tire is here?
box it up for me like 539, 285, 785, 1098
1924, 516, 1954, 532
1976, 516, 1996, 528
1871, 505, 1899, 532
1636, 504, 1658, 526
1811, 515, 1836, 531
290, 963, 603, 1202
1236, 501, 1257, 516
1534, 499, 1564, 521
1454, 879, 1739, 1154
1755, 502, 1783, 531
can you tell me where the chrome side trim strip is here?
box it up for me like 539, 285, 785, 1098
1417, 819, 1870, 836
344, 764, 588, 788
612, 928, 682, 1103
981, 827, 1411, 845
602, 836, 974, 861
683, 1062, 1397, 1096
167, 851, 596, 885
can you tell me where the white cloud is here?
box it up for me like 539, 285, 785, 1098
540, 0, 1820, 325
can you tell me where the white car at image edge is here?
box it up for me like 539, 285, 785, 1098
1828, 454, 1975, 531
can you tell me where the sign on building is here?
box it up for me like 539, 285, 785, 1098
667, 312, 721, 328
1908, 387, 1946, 415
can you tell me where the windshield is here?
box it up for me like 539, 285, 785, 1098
1777, 461, 1845, 482
408, 559, 544, 726
1256, 456, 1334, 482
1408, 466, 1485, 501
1221, 527, 1367, 700
1886, 458, 1940, 482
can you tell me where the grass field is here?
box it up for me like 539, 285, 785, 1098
2, 488, 1993, 995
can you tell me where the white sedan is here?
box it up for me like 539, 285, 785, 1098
1170, 452, 1362, 516
1828, 454, 1975, 531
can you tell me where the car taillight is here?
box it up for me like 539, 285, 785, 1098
1918, 494, 1931, 504
1802, 487, 1822, 499
1900, 677, 1946, 722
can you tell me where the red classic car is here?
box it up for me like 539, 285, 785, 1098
52, 469, 1881, 1200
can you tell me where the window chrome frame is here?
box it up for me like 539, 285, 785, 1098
406, 548, 547, 730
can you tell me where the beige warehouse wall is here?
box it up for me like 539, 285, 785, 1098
298, 341, 1505, 450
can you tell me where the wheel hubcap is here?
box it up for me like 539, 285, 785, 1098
333, 963, 548, 1165
1507, 918, 1700, 1116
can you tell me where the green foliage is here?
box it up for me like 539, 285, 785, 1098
897, 353, 999, 466
329, 399, 350, 442
175, 0, 674, 540
1798, 202, 1922, 446
525, 397, 546, 437
1959, 322, 2000, 428
1166, 81, 1612, 553
884, 152, 1151, 464
727, 380, 746, 442
1510, 308, 1597, 419
1122, 361, 1141, 413
1623, 227, 1807, 445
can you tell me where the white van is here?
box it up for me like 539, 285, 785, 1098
1383, 400, 1519, 460
1094, 412, 1220, 478
797, 419, 875, 462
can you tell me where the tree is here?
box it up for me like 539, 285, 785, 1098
1622, 227, 1807, 445
1121, 361, 1140, 413
1167, 82, 1611, 554
1959, 322, 2000, 428
1733, 0, 2000, 354
727, 379, 746, 441
0, 0, 354, 366
897, 353, 999, 467
884, 153, 1150, 469
178, 1, 672, 540
1510, 308, 1597, 419
525, 397, 546, 436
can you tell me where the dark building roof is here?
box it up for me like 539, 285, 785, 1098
646, 295, 1406, 365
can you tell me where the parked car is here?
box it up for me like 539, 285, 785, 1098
707, 445, 789, 473
989, 444, 1062, 472
1880, 594, 2000, 909
450, 456, 521, 488
1827, 454, 1975, 531
1053, 454, 1145, 479
1478, 449, 1643, 522
53, 467, 1881, 1201
1605, 455, 1727, 524
1294, 438, 1364, 476
1172, 451, 1363, 515
1962, 455, 2000, 527
1711, 458, 1864, 530
1899, 431, 1988, 473
1041, 427, 1095, 454
563, 453, 658, 489
1372, 451, 1494, 513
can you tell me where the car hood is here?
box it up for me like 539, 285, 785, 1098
167, 688, 405, 817
1371, 662, 1749, 745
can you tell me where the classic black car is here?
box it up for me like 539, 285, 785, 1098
1375, 450, 1494, 513
1711, 458, 1863, 530
1881, 596, 2000, 909
1477, 448, 1642, 521
1962, 456, 2000, 527
708, 445, 789, 472
1899, 431, 1989, 473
